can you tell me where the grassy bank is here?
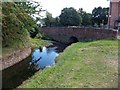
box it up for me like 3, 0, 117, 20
31, 38, 52, 49
19, 39, 118, 88
2, 38, 51, 58
2, 37, 30, 58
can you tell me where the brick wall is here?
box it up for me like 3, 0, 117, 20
108, 0, 120, 28
40, 27, 117, 44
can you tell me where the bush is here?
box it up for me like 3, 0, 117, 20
35, 33, 43, 39
2, 2, 32, 48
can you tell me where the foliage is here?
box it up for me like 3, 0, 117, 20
42, 7, 109, 27
29, 25, 39, 38
92, 7, 109, 26
16, 0, 43, 21
59, 7, 82, 26
42, 12, 61, 27
78, 8, 92, 26
2, 2, 30, 48
35, 33, 43, 39
82, 13, 92, 26
15, 0, 44, 37
43, 7, 109, 27
19, 39, 118, 88
53, 17, 62, 26
43, 11, 55, 27
2, 1, 44, 48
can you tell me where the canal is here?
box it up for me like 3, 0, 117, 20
2, 41, 68, 89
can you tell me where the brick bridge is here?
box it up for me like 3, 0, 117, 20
40, 27, 117, 44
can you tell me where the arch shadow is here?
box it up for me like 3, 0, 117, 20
68, 36, 79, 45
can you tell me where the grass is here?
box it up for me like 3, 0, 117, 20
2, 28, 31, 58
2, 38, 30, 58
31, 38, 53, 48
19, 39, 118, 88
2, 37, 52, 58
2, 38, 50, 57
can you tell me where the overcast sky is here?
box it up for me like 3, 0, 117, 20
34, 0, 110, 17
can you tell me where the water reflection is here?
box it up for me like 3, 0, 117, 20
29, 47, 59, 70
2, 41, 68, 89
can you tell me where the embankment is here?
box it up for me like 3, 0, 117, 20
1, 47, 31, 70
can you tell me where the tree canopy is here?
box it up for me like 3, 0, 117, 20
43, 11, 55, 27
42, 11, 61, 27
59, 7, 82, 26
2, 1, 43, 47
92, 7, 109, 26
15, 1, 44, 37
42, 7, 109, 27
78, 8, 92, 26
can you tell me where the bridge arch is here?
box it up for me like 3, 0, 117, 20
68, 36, 79, 44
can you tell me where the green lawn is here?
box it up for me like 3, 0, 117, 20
19, 39, 118, 88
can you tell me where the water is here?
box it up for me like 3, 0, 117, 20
29, 47, 59, 70
2, 46, 61, 89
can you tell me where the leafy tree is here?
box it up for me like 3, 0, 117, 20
92, 7, 109, 26
43, 11, 55, 27
43, 12, 62, 27
53, 17, 62, 26
102, 7, 109, 24
16, 0, 43, 20
82, 13, 92, 26
78, 8, 92, 26
78, 8, 85, 17
2, 2, 30, 47
59, 7, 82, 26
2, 1, 43, 47
15, 0, 44, 37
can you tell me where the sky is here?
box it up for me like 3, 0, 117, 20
34, 0, 110, 18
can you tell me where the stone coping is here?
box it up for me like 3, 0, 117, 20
0, 47, 31, 70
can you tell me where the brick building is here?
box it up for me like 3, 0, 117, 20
108, 0, 120, 28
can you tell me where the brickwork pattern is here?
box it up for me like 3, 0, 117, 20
40, 27, 117, 44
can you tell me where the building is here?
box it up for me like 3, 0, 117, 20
108, 0, 120, 28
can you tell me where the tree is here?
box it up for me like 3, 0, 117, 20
78, 8, 92, 26
82, 13, 92, 26
43, 12, 62, 27
2, 2, 31, 47
78, 8, 85, 17
15, 0, 44, 37
59, 7, 82, 26
102, 7, 109, 24
43, 11, 55, 27
2, 1, 43, 47
16, 0, 43, 20
92, 7, 109, 26
53, 17, 62, 26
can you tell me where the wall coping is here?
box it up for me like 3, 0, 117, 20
1, 47, 31, 70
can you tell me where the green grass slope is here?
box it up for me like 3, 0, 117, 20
19, 39, 118, 88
